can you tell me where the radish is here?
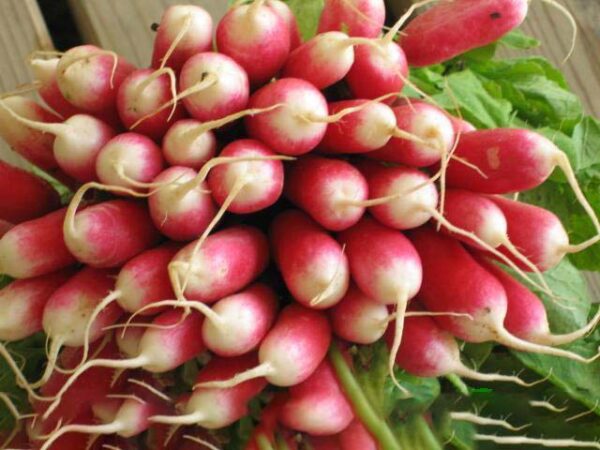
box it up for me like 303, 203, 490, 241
339, 420, 379, 450
285, 155, 368, 231
367, 102, 455, 168
0, 208, 76, 279
0, 270, 73, 341
449, 115, 477, 133
271, 210, 350, 309
151, 5, 213, 73
216, 0, 291, 86
409, 226, 600, 362
268, 0, 302, 49
400, 0, 528, 67
42, 309, 206, 420
280, 360, 354, 435
0, 96, 61, 169
147, 166, 216, 241
330, 283, 389, 344
388, 315, 537, 385
149, 353, 267, 429
479, 256, 600, 346
196, 304, 331, 389
318, 0, 386, 38
445, 128, 600, 235
338, 217, 422, 388
117, 68, 185, 140
55, 45, 135, 123
30, 57, 83, 118
63, 199, 161, 268
0, 103, 116, 182
490, 196, 598, 272
162, 119, 218, 169
0, 160, 60, 223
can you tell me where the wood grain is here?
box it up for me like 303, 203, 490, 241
67, 0, 228, 67
0, 0, 54, 168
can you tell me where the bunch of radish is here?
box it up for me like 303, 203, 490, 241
0, 0, 597, 449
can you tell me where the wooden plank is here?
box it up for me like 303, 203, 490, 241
0, 0, 54, 168
67, 0, 228, 67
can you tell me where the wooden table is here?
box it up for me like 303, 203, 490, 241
0, 0, 599, 295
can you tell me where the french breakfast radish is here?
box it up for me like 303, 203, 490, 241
162, 119, 217, 169
318, 0, 386, 38
0, 208, 76, 279
30, 57, 83, 118
270, 210, 350, 309
478, 257, 600, 346
285, 155, 368, 231
409, 226, 600, 362
0, 270, 73, 341
151, 5, 213, 72
216, 0, 291, 86
0, 160, 60, 223
445, 128, 600, 235
196, 304, 331, 389
0, 96, 61, 169
400, 0, 528, 67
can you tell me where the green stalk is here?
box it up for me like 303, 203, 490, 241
329, 343, 402, 450
446, 373, 470, 396
257, 434, 275, 450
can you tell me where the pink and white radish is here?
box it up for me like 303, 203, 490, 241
217, 0, 291, 86
162, 119, 218, 169
478, 256, 600, 346
149, 353, 267, 429
271, 210, 350, 309
0, 270, 73, 341
409, 226, 600, 362
445, 128, 600, 235
196, 304, 331, 389
151, 5, 213, 73
0, 160, 60, 223
285, 155, 368, 231
338, 217, 422, 388
400, 0, 528, 67
318, 0, 386, 38
29, 57, 83, 118
280, 360, 354, 435
0, 208, 76, 279
0, 96, 61, 169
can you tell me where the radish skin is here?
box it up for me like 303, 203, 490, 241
339, 420, 379, 450
30, 58, 84, 118
318, 0, 386, 38
162, 119, 217, 169
268, 0, 302, 49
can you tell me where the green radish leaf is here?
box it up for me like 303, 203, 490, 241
283, 0, 324, 40
498, 29, 541, 49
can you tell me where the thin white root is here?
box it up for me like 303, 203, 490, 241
388, 294, 411, 396
450, 411, 530, 431
158, 14, 192, 70
61, 50, 119, 89
127, 378, 173, 403
383, 0, 439, 43
566, 400, 599, 422
183, 435, 222, 450
193, 363, 274, 390
475, 433, 600, 448
310, 244, 347, 307
40, 422, 122, 450
538, 0, 578, 63
536, 309, 600, 346
529, 399, 568, 413
129, 67, 179, 126
149, 411, 206, 426
454, 364, 543, 387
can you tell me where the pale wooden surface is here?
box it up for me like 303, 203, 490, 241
67, 0, 228, 67
0, 0, 54, 168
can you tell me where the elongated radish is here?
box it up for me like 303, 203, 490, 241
0, 270, 73, 341
151, 5, 213, 72
339, 419, 379, 450
117, 68, 185, 140
216, 0, 291, 86
318, 0, 386, 38
162, 119, 217, 169
0, 160, 60, 223
490, 196, 597, 272
280, 360, 354, 435
196, 304, 331, 389
367, 102, 455, 167
388, 315, 536, 385
0, 102, 116, 182
169, 225, 269, 302
479, 256, 600, 345
0, 96, 61, 169
330, 283, 389, 344
63, 199, 161, 268
285, 155, 368, 231
338, 217, 422, 388
56, 45, 135, 122
42, 309, 206, 420
147, 166, 216, 241
0, 208, 76, 279
268, 0, 302, 49
409, 226, 600, 362
271, 210, 349, 309
400, 0, 528, 67
245, 78, 329, 156
30, 57, 83, 118
149, 353, 267, 429
445, 128, 600, 235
